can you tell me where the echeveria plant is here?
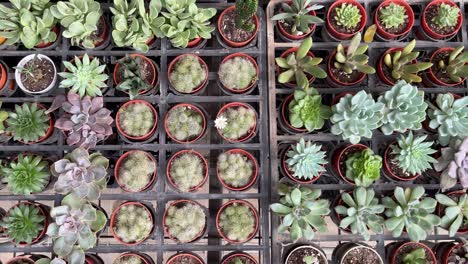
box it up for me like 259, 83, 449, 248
436, 193, 468, 237
434, 137, 468, 190
288, 86, 331, 132
345, 148, 382, 187
285, 138, 327, 181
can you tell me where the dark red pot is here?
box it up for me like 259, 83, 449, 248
327, 50, 366, 86
426, 47, 465, 87
276, 2, 318, 40
280, 94, 308, 133
218, 5, 259, 47
390, 242, 437, 264
116, 100, 158, 141
383, 142, 420, 181
113, 54, 157, 90
277, 48, 316, 88
219, 53, 259, 94
187, 37, 202, 48
282, 145, 323, 184
109, 201, 153, 245
163, 199, 207, 243
221, 252, 258, 264
215, 199, 259, 244
164, 103, 207, 144
166, 253, 204, 264
377, 47, 417, 86
6, 256, 35, 264
168, 54, 209, 95
326, 0, 367, 40
35, 26, 60, 49
114, 150, 157, 192
216, 102, 258, 143
440, 243, 462, 264
216, 149, 259, 191
421, 0, 462, 40
166, 149, 209, 192
374, 0, 415, 40
331, 144, 369, 185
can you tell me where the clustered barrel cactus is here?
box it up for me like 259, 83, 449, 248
436, 193, 468, 237
170, 55, 207, 94
334, 3, 362, 29
169, 152, 205, 192
218, 151, 255, 188
270, 0, 324, 37
334, 33, 375, 75
165, 202, 206, 243
434, 137, 468, 190
218, 202, 256, 242
288, 86, 331, 132
431, 3, 460, 29
215, 105, 256, 140
113, 203, 153, 244
113, 255, 144, 264
234, 0, 257, 32
345, 148, 382, 187
118, 102, 155, 138
6, 103, 50, 143
118, 151, 155, 192
435, 46, 468, 83
116, 55, 154, 99
218, 56, 257, 91
286, 138, 327, 181
379, 3, 407, 29
166, 105, 204, 142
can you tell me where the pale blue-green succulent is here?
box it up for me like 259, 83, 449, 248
286, 138, 327, 181
436, 193, 468, 237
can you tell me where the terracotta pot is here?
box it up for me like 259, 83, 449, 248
374, 0, 415, 40
168, 54, 209, 95
19, 103, 55, 144
215, 102, 258, 143
6, 202, 49, 245
277, 48, 316, 88
163, 199, 207, 243
218, 6, 259, 47
216, 149, 259, 191
114, 150, 157, 192
215, 199, 259, 244
331, 144, 369, 185
327, 50, 366, 87
113, 54, 157, 93
426, 47, 464, 87
383, 142, 420, 181
389, 242, 436, 264
276, 2, 318, 40
34, 26, 60, 49
187, 37, 202, 48
115, 253, 152, 264
281, 145, 323, 184
326, 0, 367, 40
439, 242, 462, 264
219, 53, 259, 94
116, 100, 158, 141
0, 60, 14, 96
109, 201, 153, 245
166, 149, 209, 192
166, 253, 204, 264
421, 0, 462, 40
377, 47, 417, 86
164, 103, 207, 144
437, 190, 468, 234
221, 252, 258, 264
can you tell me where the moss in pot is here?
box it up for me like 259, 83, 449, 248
217, 149, 258, 190
218, 54, 258, 93
116, 150, 156, 192
164, 200, 207, 243
165, 104, 205, 143
167, 150, 207, 192
169, 55, 208, 94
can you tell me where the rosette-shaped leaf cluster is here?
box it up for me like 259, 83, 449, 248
379, 3, 407, 29
434, 137, 468, 190
334, 3, 361, 29
345, 148, 382, 187
270, 0, 324, 37
436, 193, 468, 237
288, 86, 331, 132
286, 138, 327, 181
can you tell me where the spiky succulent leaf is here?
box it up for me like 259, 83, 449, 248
286, 138, 327, 180
431, 3, 460, 28
116, 55, 153, 99
436, 193, 468, 237
434, 137, 468, 190
379, 3, 407, 29
6, 103, 50, 143
345, 148, 382, 187
270, 0, 324, 36
288, 87, 332, 132
334, 33, 375, 75
334, 3, 361, 29
0, 203, 45, 244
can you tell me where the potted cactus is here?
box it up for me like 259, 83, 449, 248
270, 184, 330, 242
166, 253, 204, 264
110, 201, 153, 245
436, 191, 468, 236
388, 242, 437, 264
113, 253, 153, 264
218, 0, 259, 47
114, 54, 158, 99
332, 243, 383, 263
285, 245, 328, 264
163, 200, 207, 243
218, 53, 258, 94
275, 37, 326, 89
282, 138, 327, 184
168, 54, 208, 95
6, 103, 54, 144
324, 0, 366, 40
377, 40, 433, 85
222, 252, 258, 264
216, 199, 258, 244
425, 46, 468, 87
421, 0, 462, 40
14, 54, 57, 95
215, 102, 257, 143
164, 103, 206, 143
374, 0, 414, 40
116, 100, 158, 141
217, 149, 258, 191
271, 0, 324, 41
115, 150, 157, 192
166, 149, 208, 192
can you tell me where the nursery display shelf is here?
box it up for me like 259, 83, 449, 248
0, 3, 271, 264
267, 0, 468, 263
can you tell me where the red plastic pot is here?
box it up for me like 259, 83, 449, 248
187, 37, 202, 48
109, 201, 153, 245
6, 256, 35, 264
219, 53, 259, 94
421, 0, 462, 40
166, 253, 204, 264
85, 254, 104, 264
426, 47, 465, 87
168, 54, 209, 95
437, 190, 468, 234
7, 202, 49, 245
114, 150, 157, 192
218, 5, 259, 47
164, 103, 207, 144
116, 100, 158, 141
440, 243, 462, 264
377, 47, 414, 86
166, 149, 209, 192
216, 102, 258, 143
326, 0, 367, 40
390, 242, 437, 264
383, 142, 420, 181
216, 199, 259, 244
0, 60, 9, 91
221, 252, 258, 264
216, 149, 259, 191
114, 54, 157, 91
280, 94, 308, 133
277, 48, 316, 88
327, 50, 366, 86
115, 253, 152, 264
276, 2, 318, 40
331, 144, 368, 185
35, 26, 60, 49
282, 145, 323, 184
374, 0, 414, 40
163, 199, 207, 243
20, 103, 54, 144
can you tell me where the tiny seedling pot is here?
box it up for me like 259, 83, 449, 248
115, 252, 153, 264
216, 102, 258, 143
6, 202, 49, 245
164, 103, 207, 144
218, 5, 259, 47
115, 100, 158, 141
15, 54, 57, 95
327, 50, 366, 87
382, 142, 420, 182
331, 143, 369, 185
34, 26, 61, 50
221, 252, 258, 264
163, 199, 208, 243
216, 149, 259, 191
424, 47, 465, 87
113, 54, 158, 96
333, 243, 383, 264
389, 241, 437, 264
109, 201, 154, 245
167, 54, 209, 95
215, 199, 259, 244
374, 0, 414, 40
218, 53, 259, 94
281, 145, 323, 184
17, 103, 55, 145
166, 252, 205, 264
436, 190, 468, 234
114, 150, 157, 192
285, 244, 328, 264
421, 0, 463, 40
276, 2, 318, 41
279, 94, 308, 134
166, 149, 209, 192
277, 48, 316, 88
325, 0, 367, 40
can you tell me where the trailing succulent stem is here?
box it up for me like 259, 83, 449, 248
334, 33, 375, 75
165, 202, 206, 243
345, 148, 382, 187
218, 202, 256, 242
379, 3, 407, 29
288, 86, 331, 132
113, 203, 153, 244
118, 151, 155, 192
234, 0, 258, 32
271, 0, 324, 37
286, 138, 327, 181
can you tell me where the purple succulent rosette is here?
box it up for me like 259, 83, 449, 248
435, 137, 468, 190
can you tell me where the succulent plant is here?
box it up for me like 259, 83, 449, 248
434, 137, 468, 190
276, 37, 326, 89
218, 151, 255, 188
0, 102, 8, 133
48, 93, 113, 149
270, 0, 324, 37
51, 148, 109, 201
270, 184, 330, 241
215, 105, 256, 140
0, 154, 50, 195
285, 138, 327, 181
378, 80, 427, 135
169, 152, 205, 192
435, 46, 468, 83
47, 195, 107, 262
118, 151, 155, 192
436, 193, 468, 237
383, 40, 433, 83
165, 201, 206, 243
288, 86, 332, 132
334, 32, 375, 75
383, 186, 440, 241
218, 201, 256, 242
1, 203, 45, 244
166, 105, 203, 142
302, 256, 319, 264
234, 0, 257, 32
218, 56, 257, 91
51, 0, 103, 48
113, 255, 144, 264
6, 103, 50, 143
0, 0, 56, 48
334, 187, 385, 241
330, 91, 384, 144
59, 54, 108, 98
379, 3, 408, 29
160, 0, 216, 48
170, 55, 207, 93
345, 148, 382, 187
115, 55, 154, 99
431, 3, 459, 28
35, 257, 67, 264
390, 132, 437, 176
334, 3, 362, 29
113, 203, 153, 244
428, 94, 468, 146
403, 248, 426, 264
118, 102, 155, 138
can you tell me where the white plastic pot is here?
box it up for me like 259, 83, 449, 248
15, 54, 57, 95
285, 245, 329, 264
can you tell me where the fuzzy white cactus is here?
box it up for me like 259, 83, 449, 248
165, 202, 206, 243
118, 102, 155, 137
216, 106, 256, 140
219, 56, 257, 90
114, 204, 153, 243
166, 106, 204, 142
218, 202, 255, 242
169, 153, 205, 192
170, 55, 207, 93
118, 151, 156, 192
113, 255, 143, 264
218, 152, 254, 188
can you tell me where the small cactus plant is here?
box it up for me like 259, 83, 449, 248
117, 151, 156, 192
379, 3, 408, 29
166, 105, 204, 142
333, 32, 375, 75
234, 0, 258, 32
169, 152, 206, 192
118, 102, 156, 138
219, 56, 257, 91
169, 55, 207, 94
218, 201, 256, 242
218, 151, 255, 188
113, 203, 153, 244
215, 104, 256, 141
333, 3, 362, 29
165, 201, 206, 243
113, 255, 144, 264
